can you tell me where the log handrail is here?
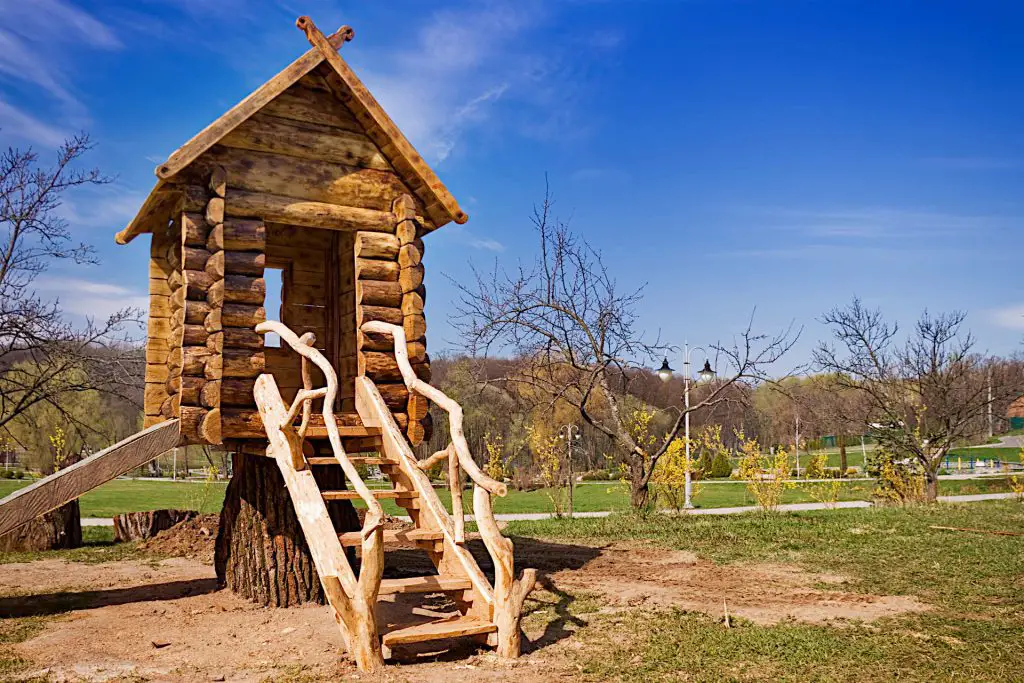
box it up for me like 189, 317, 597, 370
359, 321, 507, 497
359, 320, 535, 650
255, 321, 385, 542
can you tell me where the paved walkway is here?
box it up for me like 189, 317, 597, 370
79, 492, 1021, 526
976, 435, 1024, 449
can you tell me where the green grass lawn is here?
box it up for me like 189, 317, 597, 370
1, 475, 1019, 518
507, 500, 1024, 681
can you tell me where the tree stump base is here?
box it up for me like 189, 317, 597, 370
215, 451, 359, 607
113, 509, 196, 542
0, 501, 81, 552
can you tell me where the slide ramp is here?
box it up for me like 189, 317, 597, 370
0, 419, 181, 537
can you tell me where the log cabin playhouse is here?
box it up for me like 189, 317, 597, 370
116, 17, 536, 671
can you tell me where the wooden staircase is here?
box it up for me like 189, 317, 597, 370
252, 321, 535, 672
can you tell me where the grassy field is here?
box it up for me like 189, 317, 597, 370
507, 500, 1024, 681
0, 475, 1018, 518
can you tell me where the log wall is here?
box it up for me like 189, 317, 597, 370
158, 74, 438, 444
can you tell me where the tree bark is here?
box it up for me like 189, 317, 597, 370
838, 435, 848, 476
925, 467, 939, 503
629, 460, 651, 510
215, 451, 360, 606
0, 501, 81, 552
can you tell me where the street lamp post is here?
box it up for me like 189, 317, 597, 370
658, 343, 716, 509
558, 424, 581, 518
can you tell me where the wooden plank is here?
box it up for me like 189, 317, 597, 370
194, 145, 407, 212
225, 188, 394, 233
0, 421, 181, 537
338, 528, 441, 547
321, 489, 409, 501
377, 576, 472, 596
220, 113, 391, 171
155, 28, 352, 180
260, 82, 362, 132
382, 617, 496, 648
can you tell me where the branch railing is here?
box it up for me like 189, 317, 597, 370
254, 321, 385, 592
360, 321, 535, 654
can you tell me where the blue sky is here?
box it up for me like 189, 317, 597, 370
2, 0, 1022, 366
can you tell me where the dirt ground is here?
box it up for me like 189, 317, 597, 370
1, 526, 928, 682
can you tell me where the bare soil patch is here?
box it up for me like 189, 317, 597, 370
1, 525, 927, 681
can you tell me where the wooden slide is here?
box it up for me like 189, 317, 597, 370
0, 420, 181, 537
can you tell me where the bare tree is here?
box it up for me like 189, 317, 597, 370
814, 298, 1020, 500
453, 184, 799, 508
0, 135, 142, 449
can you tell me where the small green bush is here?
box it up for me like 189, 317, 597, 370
0, 469, 13, 479
709, 453, 733, 478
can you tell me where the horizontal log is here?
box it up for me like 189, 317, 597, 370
207, 218, 266, 252
266, 223, 335, 249
148, 317, 171, 340
196, 145, 408, 212
150, 294, 171, 319
179, 376, 205, 406
220, 112, 390, 171
356, 280, 402, 308
205, 353, 222, 381
184, 269, 215, 299
222, 303, 265, 328
376, 382, 409, 410
173, 299, 210, 327
359, 305, 403, 326
182, 346, 212, 376
165, 374, 181, 395
208, 275, 266, 306
407, 393, 429, 421
145, 363, 169, 384
181, 213, 209, 247
145, 341, 169, 365
206, 197, 225, 225
168, 270, 182, 291
206, 331, 223, 354
182, 324, 209, 346
396, 216, 418, 245
165, 242, 180, 270
205, 250, 265, 278
201, 407, 222, 445
149, 257, 172, 280
260, 84, 361, 131
150, 277, 172, 297
398, 242, 422, 269
182, 246, 210, 271
401, 289, 425, 317
179, 184, 208, 213
403, 314, 426, 342
225, 189, 394, 233
160, 393, 179, 419
223, 348, 265, 378
218, 378, 257, 406
220, 408, 388, 439
221, 326, 263, 349
399, 264, 424, 293
355, 232, 399, 260
356, 258, 398, 282
362, 351, 402, 382
200, 380, 220, 409
209, 166, 226, 198
179, 406, 208, 443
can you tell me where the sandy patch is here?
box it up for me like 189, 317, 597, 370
0, 533, 928, 681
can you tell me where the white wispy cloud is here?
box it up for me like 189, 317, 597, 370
57, 185, 149, 232
0, 0, 122, 142
468, 237, 506, 252
0, 99, 66, 147
987, 304, 1024, 331
739, 206, 1017, 239
34, 276, 148, 321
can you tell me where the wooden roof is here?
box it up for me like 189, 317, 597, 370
116, 18, 467, 246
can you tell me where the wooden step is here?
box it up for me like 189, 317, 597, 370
378, 575, 473, 595
338, 528, 443, 547
307, 456, 391, 466
382, 616, 496, 648
321, 489, 416, 501
300, 414, 381, 439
